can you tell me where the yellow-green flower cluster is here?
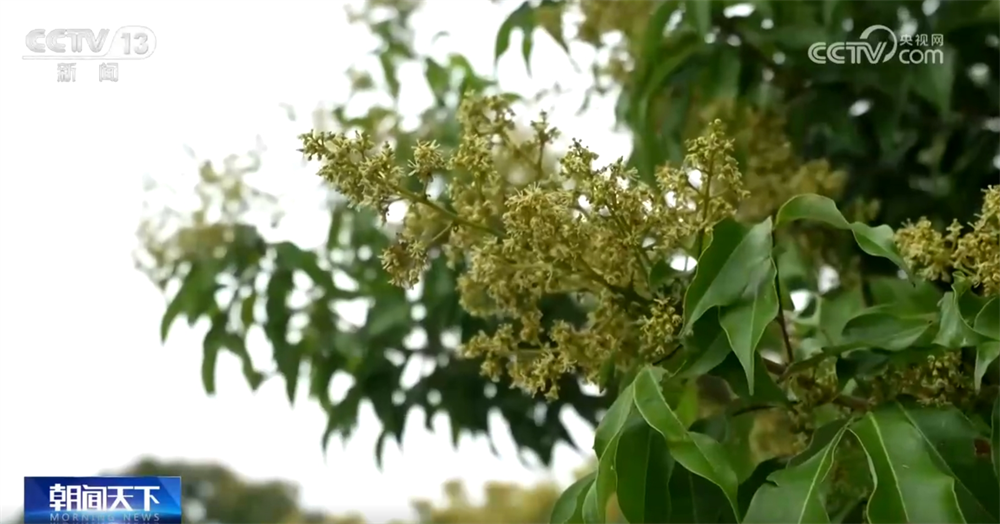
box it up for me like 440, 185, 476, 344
896, 185, 1000, 294
300, 95, 747, 398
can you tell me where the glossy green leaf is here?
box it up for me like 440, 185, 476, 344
616, 421, 673, 523
850, 408, 966, 524
683, 218, 774, 334
669, 467, 733, 523
686, 0, 712, 36
840, 306, 936, 351
713, 352, 789, 406
581, 483, 600, 524
550, 472, 597, 524
992, 396, 999, 481
743, 422, 848, 523
975, 341, 1000, 393
774, 194, 912, 278
719, 260, 779, 394
594, 382, 635, 459
974, 298, 1000, 341
632, 367, 740, 517
818, 287, 866, 345
591, 424, 624, 524
674, 315, 733, 379
897, 403, 1000, 523
935, 291, 987, 348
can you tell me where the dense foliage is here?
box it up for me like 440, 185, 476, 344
139, 0, 999, 522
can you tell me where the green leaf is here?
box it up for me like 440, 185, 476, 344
974, 298, 1000, 341
713, 352, 788, 406
669, 467, 733, 523
935, 291, 987, 348
897, 403, 1000, 523
495, 1, 534, 67
975, 341, 1000, 393
591, 422, 625, 524
774, 194, 912, 278
616, 421, 673, 523
719, 260, 779, 395
840, 306, 936, 351
674, 315, 733, 379
379, 52, 400, 99
240, 291, 256, 329
202, 314, 226, 395
703, 47, 742, 100
686, 0, 712, 36
683, 218, 774, 334
743, 422, 848, 523
850, 407, 966, 524
910, 45, 956, 115
266, 267, 298, 404
161, 260, 216, 342
550, 472, 597, 524
818, 287, 866, 345
594, 382, 635, 459
633, 367, 740, 517
424, 58, 450, 105
992, 396, 999, 481
581, 483, 600, 524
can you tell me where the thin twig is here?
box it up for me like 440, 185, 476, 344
773, 254, 795, 364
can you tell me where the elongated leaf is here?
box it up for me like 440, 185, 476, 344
713, 352, 788, 406
266, 267, 298, 403
675, 315, 732, 378
683, 218, 774, 334
592, 413, 646, 524
975, 341, 1000, 392
551, 472, 597, 524
841, 306, 936, 351
581, 483, 600, 524
161, 260, 216, 342
818, 287, 866, 345
594, 382, 635, 459
686, 0, 712, 35
743, 422, 849, 523
897, 403, 999, 523
974, 298, 1000, 340
669, 467, 733, 523
992, 396, 999, 481
850, 408, 966, 524
633, 367, 740, 517
495, 1, 534, 66
616, 421, 673, 523
935, 291, 986, 348
202, 313, 226, 395
719, 260, 779, 394
774, 194, 912, 278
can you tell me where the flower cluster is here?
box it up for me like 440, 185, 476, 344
895, 185, 1000, 294
868, 350, 976, 409
301, 94, 748, 398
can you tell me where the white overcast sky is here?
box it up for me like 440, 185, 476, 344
0, 0, 632, 521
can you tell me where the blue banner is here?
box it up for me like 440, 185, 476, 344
24, 476, 182, 523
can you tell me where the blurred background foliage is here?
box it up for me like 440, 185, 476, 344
136, 0, 999, 473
